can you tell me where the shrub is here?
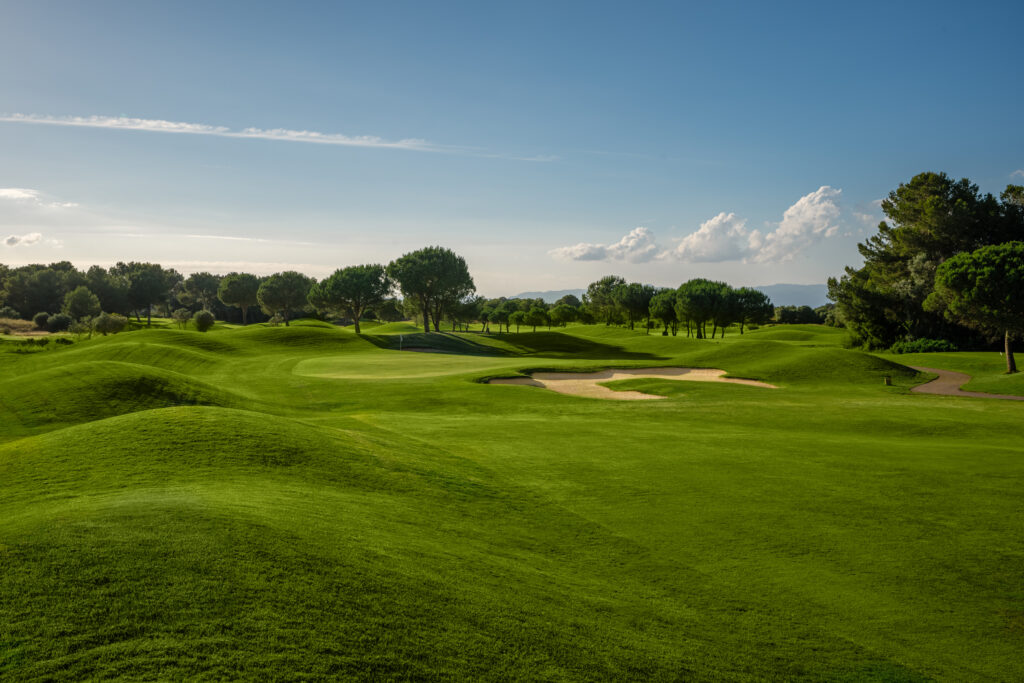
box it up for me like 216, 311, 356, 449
890, 338, 958, 354
69, 319, 94, 339
193, 310, 215, 332
172, 308, 192, 329
267, 314, 284, 327
32, 312, 50, 329
47, 313, 73, 333
94, 312, 128, 335
0, 305, 20, 319
63, 286, 102, 321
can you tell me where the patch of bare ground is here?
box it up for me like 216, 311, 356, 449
489, 367, 776, 400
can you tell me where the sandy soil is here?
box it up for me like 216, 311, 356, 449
488, 367, 777, 400
909, 366, 1024, 401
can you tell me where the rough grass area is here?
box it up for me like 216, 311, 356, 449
1, 321, 1021, 680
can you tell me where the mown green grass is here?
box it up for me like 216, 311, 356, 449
1, 322, 1021, 680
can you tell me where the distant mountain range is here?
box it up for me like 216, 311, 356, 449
509, 284, 829, 308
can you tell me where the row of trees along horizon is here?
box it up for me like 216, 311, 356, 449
0, 248, 799, 338
2, 172, 1021, 368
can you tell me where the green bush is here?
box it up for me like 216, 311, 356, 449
94, 312, 128, 336
172, 308, 191, 329
193, 310, 215, 333
47, 313, 72, 333
890, 338, 958, 354
32, 312, 50, 329
0, 305, 20, 319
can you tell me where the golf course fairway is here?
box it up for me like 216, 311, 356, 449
1, 322, 1022, 680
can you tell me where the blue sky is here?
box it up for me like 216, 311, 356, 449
2, 1, 1021, 296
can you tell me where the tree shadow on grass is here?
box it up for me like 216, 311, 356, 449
363, 331, 666, 360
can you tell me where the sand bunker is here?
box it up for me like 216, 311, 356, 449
488, 367, 777, 400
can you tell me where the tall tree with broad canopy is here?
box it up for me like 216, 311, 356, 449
649, 289, 678, 335
554, 293, 582, 309
613, 282, 656, 332
584, 275, 625, 325
387, 246, 474, 333
487, 300, 515, 333
218, 272, 261, 325
524, 306, 548, 332
257, 271, 314, 326
184, 272, 221, 310
63, 286, 102, 321
548, 303, 577, 327
308, 264, 391, 334
828, 173, 1024, 348
927, 241, 1024, 373
112, 262, 175, 326
734, 287, 773, 334
509, 310, 526, 333
675, 279, 727, 339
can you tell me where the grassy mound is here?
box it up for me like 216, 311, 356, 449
231, 323, 362, 350
0, 361, 231, 432
681, 340, 919, 386
2, 323, 1022, 680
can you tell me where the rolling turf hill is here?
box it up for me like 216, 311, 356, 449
1, 322, 1022, 680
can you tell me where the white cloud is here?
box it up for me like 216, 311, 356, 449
0, 113, 432, 151
0, 113, 435, 152
550, 226, 659, 263
4, 232, 44, 247
0, 188, 41, 201
665, 212, 754, 262
750, 186, 842, 263
1012, 169, 1024, 178
556, 186, 844, 265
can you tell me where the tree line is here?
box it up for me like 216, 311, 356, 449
2, 246, 787, 339
828, 172, 1024, 371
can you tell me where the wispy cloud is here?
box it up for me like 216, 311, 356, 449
0, 113, 557, 162
0, 113, 435, 151
1012, 169, 1024, 178
0, 187, 78, 208
181, 234, 319, 246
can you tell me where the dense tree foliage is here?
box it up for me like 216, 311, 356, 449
735, 288, 774, 334
193, 310, 216, 333
93, 312, 128, 336
309, 264, 391, 334
217, 272, 261, 325
928, 242, 1024, 373
613, 282, 656, 332
828, 173, 1024, 348
584, 276, 625, 325
257, 271, 314, 326
63, 286, 102, 321
648, 290, 678, 335
388, 246, 475, 334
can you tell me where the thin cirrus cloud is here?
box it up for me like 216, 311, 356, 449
0, 113, 435, 151
0, 113, 557, 161
552, 186, 843, 265
1012, 169, 1024, 178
